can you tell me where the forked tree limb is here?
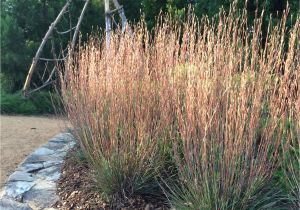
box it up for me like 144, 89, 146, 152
26, 79, 56, 95
71, 0, 90, 52
55, 26, 76, 35
23, 0, 130, 95
105, 0, 130, 47
111, 0, 128, 32
22, 0, 73, 95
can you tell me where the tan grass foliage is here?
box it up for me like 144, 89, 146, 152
61, 8, 299, 207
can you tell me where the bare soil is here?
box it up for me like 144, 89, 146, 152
0, 115, 67, 187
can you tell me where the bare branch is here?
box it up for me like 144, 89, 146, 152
23, 0, 73, 95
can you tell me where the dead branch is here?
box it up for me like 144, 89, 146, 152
23, 0, 73, 95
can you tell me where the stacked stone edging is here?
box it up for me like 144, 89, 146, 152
0, 133, 75, 210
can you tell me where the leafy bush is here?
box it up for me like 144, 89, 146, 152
0, 91, 60, 114
61, 8, 299, 209
1, 92, 37, 114
0, 73, 14, 93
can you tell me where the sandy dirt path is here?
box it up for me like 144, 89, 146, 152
0, 115, 68, 187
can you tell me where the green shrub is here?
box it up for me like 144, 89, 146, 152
1, 92, 37, 114
30, 91, 62, 114
0, 91, 60, 114
0, 73, 14, 93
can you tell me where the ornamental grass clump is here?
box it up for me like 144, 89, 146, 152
61, 7, 299, 208
165, 11, 300, 210
61, 24, 173, 203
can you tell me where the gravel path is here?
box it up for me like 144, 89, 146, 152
0, 115, 67, 187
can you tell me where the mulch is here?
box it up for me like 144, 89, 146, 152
54, 147, 169, 210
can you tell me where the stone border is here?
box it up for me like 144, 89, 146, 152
0, 133, 75, 210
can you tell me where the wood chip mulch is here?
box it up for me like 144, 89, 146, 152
54, 147, 170, 210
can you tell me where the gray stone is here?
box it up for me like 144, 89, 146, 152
60, 133, 74, 141
3, 181, 35, 201
49, 133, 74, 144
43, 160, 63, 169
43, 142, 75, 155
32, 147, 55, 156
42, 141, 65, 151
7, 171, 35, 182
24, 155, 61, 164
30, 179, 56, 191
18, 163, 44, 173
48, 138, 67, 144
52, 151, 67, 159
0, 198, 32, 210
23, 180, 58, 209
36, 166, 61, 181
61, 141, 76, 151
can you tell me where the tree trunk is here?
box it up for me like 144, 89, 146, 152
111, 0, 127, 32
105, 0, 112, 47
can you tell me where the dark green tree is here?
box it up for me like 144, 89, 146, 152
1, 14, 28, 92
141, 0, 168, 29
